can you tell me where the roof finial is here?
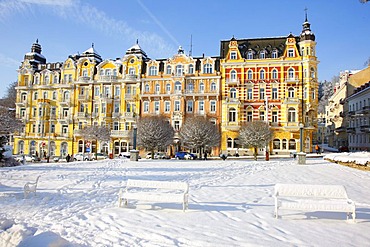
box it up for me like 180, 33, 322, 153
304, 7, 308, 22
36, 39, 38, 44
136, 39, 139, 44
92, 42, 94, 48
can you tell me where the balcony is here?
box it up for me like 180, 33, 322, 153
78, 76, 90, 83
77, 112, 90, 118
99, 75, 118, 82
346, 127, 355, 133
283, 98, 300, 105
125, 94, 136, 100
111, 130, 130, 138
223, 122, 240, 130
226, 78, 240, 86
78, 94, 90, 101
360, 125, 370, 133
123, 74, 138, 82
335, 126, 346, 133
284, 76, 299, 82
123, 112, 135, 118
359, 106, 370, 114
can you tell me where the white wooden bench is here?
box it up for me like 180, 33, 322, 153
274, 183, 356, 222
24, 175, 41, 199
118, 179, 189, 211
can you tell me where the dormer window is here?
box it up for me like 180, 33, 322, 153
203, 63, 213, 74
272, 50, 278, 58
149, 66, 157, 76
188, 64, 194, 74
176, 65, 183, 76
288, 49, 294, 57
259, 51, 265, 59
166, 65, 172, 74
230, 51, 237, 60
247, 51, 253, 60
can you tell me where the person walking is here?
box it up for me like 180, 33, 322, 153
315, 144, 320, 154
66, 154, 71, 162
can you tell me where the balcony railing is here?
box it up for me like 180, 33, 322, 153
346, 127, 355, 133
226, 78, 240, 85
99, 75, 118, 82
123, 74, 138, 81
111, 130, 130, 137
78, 76, 90, 82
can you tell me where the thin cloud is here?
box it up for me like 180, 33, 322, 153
0, 53, 20, 68
0, 0, 176, 58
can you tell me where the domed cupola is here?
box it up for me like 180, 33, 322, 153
24, 39, 46, 65
300, 11, 315, 41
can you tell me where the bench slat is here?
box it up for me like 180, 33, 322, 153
119, 179, 189, 211
274, 183, 356, 222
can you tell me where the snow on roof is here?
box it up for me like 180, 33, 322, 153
324, 152, 370, 165
25, 52, 46, 59
83, 47, 99, 55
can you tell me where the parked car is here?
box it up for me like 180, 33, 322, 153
146, 152, 153, 159
93, 153, 108, 160
154, 152, 170, 159
339, 146, 349, 152
118, 152, 131, 158
73, 153, 94, 161
175, 151, 197, 160
14, 154, 38, 163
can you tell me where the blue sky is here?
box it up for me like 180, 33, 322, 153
0, 0, 369, 97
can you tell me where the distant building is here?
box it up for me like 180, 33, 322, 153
347, 81, 370, 151
325, 66, 370, 150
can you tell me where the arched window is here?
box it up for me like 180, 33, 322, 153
310, 67, 315, 78
260, 70, 265, 80
199, 82, 204, 92
273, 139, 280, 149
188, 64, 194, 74
63, 91, 69, 101
230, 88, 237, 98
247, 70, 253, 80
166, 83, 171, 92
144, 84, 150, 92
18, 140, 24, 154
155, 84, 160, 93
234, 138, 239, 148
282, 139, 287, 149
166, 65, 172, 74
44, 75, 49, 84
175, 81, 182, 92
272, 50, 278, 58
247, 51, 253, 59
227, 138, 233, 148
203, 63, 213, 74
105, 69, 111, 76
228, 108, 236, 122
289, 139, 296, 150
259, 51, 265, 59
210, 82, 216, 91
187, 82, 194, 92
129, 67, 135, 75
288, 107, 296, 122
176, 65, 183, 76
272, 69, 278, 79
288, 68, 295, 79
149, 66, 157, 76
230, 70, 237, 81
288, 87, 295, 98
52, 91, 57, 100
53, 75, 58, 84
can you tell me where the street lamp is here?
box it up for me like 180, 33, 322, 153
297, 123, 306, 164
130, 125, 139, 161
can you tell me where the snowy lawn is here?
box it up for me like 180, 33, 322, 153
1, 157, 370, 246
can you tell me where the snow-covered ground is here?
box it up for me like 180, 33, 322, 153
324, 152, 370, 166
1, 157, 370, 246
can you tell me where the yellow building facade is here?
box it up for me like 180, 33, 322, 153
14, 17, 318, 158
14, 41, 145, 158
220, 17, 319, 155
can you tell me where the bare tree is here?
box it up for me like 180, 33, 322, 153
0, 81, 17, 108
179, 117, 220, 158
238, 121, 273, 161
0, 107, 24, 136
318, 79, 336, 114
136, 116, 174, 158
80, 125, 111, 157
